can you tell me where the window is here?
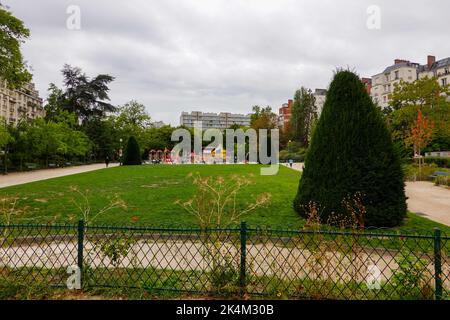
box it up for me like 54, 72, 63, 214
395, 71, 399, 80
442, 78, 448, 86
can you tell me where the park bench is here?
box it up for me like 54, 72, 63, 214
429, 171, 450, 179
24, 163, 39, 170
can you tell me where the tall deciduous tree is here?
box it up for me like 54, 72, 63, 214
290, 87, 317, 147
0, 117, 12, 173
0, 117, 10, 148
60, 65, 116, 123
387, 77, 450, 154
405, 110, 434, 158
0, 4, 31, 88
294, 71, 406, 228
250, 106, 277, 130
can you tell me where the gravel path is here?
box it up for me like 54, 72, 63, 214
0, 163, 119, 189
1, 239, 448, 288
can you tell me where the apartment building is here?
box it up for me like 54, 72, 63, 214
313, 89, 327, 115
180, 111, 251, 129
371, 59, 420, 108
418, 55, 450, 87
278, 99, 293, 131
0, 79, 44, 125
371, 55, 450, 108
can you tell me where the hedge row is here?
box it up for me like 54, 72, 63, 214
424, 157, 449, 168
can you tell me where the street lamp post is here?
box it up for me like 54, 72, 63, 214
1, 148, 6, 175
119, 138, 123, 166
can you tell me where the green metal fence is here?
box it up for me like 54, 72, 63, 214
0, 221, 449, 300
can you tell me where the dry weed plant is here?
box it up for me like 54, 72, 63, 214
176, 173, 272, 295
300, 193, 368, 299
69, 186, 128, 225
0, 195, 26, 240
175, 172, 272, 229
0, 196, 21, 227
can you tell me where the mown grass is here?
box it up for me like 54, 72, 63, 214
0, 164, 448, 233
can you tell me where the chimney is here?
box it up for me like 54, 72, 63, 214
394, 59, 409, 65
427, 55, 436, 68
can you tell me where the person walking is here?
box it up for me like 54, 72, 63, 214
288, 159, 293, 168
105, 156, 110, 168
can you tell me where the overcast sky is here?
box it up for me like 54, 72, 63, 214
4, 0, 450, 125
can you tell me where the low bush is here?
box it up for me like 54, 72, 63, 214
404, 163, 449, 182
424, 157, 449, 168
279, 149, 306, 162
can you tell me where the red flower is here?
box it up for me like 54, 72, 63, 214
131, 216, 140, 221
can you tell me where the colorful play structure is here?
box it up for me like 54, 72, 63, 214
148, 149, 172, 163
148, 145, 229, 164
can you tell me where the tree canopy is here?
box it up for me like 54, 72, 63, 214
0, 4, 32, 88
387, 76, 450, 153
290, 87, 317, 147
59, 65, 116, 123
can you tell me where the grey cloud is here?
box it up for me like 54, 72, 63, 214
4, 0, 450, 125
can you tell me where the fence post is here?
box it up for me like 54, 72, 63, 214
239, 221, 247, 296
77, 220, 85, 286
433, 228, 442, 300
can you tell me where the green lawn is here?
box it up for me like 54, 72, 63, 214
1, 164, 449, 233
0, 165, 301, 227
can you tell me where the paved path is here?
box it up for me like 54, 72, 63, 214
405, 181, 450, 226
1, 238, 448, 289
283, 163, 450, 226
0, 163, 118, 189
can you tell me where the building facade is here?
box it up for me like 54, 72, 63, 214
149, 121, 166, 128
313, 89, 327, 115
371, 55, 450, 109
180, 111, 251, 129
371, 59, 420, 108
418, 56, 450, 87
361, 78, 372, 95
0, 79, 44, 125
278, 99, 293, 131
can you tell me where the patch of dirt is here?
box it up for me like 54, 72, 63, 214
34, 199, 48, 203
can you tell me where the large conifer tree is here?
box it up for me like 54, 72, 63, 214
294, 71, 406, 227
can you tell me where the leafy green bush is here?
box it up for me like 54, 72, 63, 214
279, 149, 306, 162
392, 254, 434, 300
424, 157, 449, 168
403, 163, 437, 181
434, 175, 450, 188
294, 71, 407, 228
123, 136, 142, 165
